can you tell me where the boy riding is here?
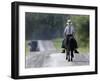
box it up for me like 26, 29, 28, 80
61, 19, 79, 54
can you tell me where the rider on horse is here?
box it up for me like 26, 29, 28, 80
61, 19, 79, 54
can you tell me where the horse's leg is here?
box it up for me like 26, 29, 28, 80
66, 49, 70, 61
66, 49, 68, 60
68, 50, 70, 61
71, 50, 74, 61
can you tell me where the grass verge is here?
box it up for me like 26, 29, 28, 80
53, 38, 89, 54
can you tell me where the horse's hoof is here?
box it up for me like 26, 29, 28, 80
68, 59, 70, 62
71, 58, 73, 61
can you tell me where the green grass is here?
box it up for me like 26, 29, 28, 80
53, 38, 63, 51
53, 38, 89, 54
25, 42, 30, 56
78, 46, 89, 54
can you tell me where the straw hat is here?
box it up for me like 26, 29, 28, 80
66, 19, 72, 25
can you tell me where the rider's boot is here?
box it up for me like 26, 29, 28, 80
61, 49, 65, 53
74, 49, 79, 54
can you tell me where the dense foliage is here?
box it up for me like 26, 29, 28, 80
25, 12, 69, 40
71, 15, 89, 47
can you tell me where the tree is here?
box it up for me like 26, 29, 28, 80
25, 12, 69, 40
71, 15, 89, 47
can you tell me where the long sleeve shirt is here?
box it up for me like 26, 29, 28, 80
64, 25, 75, 38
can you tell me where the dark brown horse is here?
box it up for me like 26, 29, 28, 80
65, 35, 76, 62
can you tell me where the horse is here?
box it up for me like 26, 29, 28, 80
65, 35, 76, 62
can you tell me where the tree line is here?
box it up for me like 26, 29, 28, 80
25, 12, 89, 47
25, 12, 69, 40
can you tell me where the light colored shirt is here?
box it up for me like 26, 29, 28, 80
64, 24, 75, 37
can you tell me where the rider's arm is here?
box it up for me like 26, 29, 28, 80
64, 26, 67, 39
